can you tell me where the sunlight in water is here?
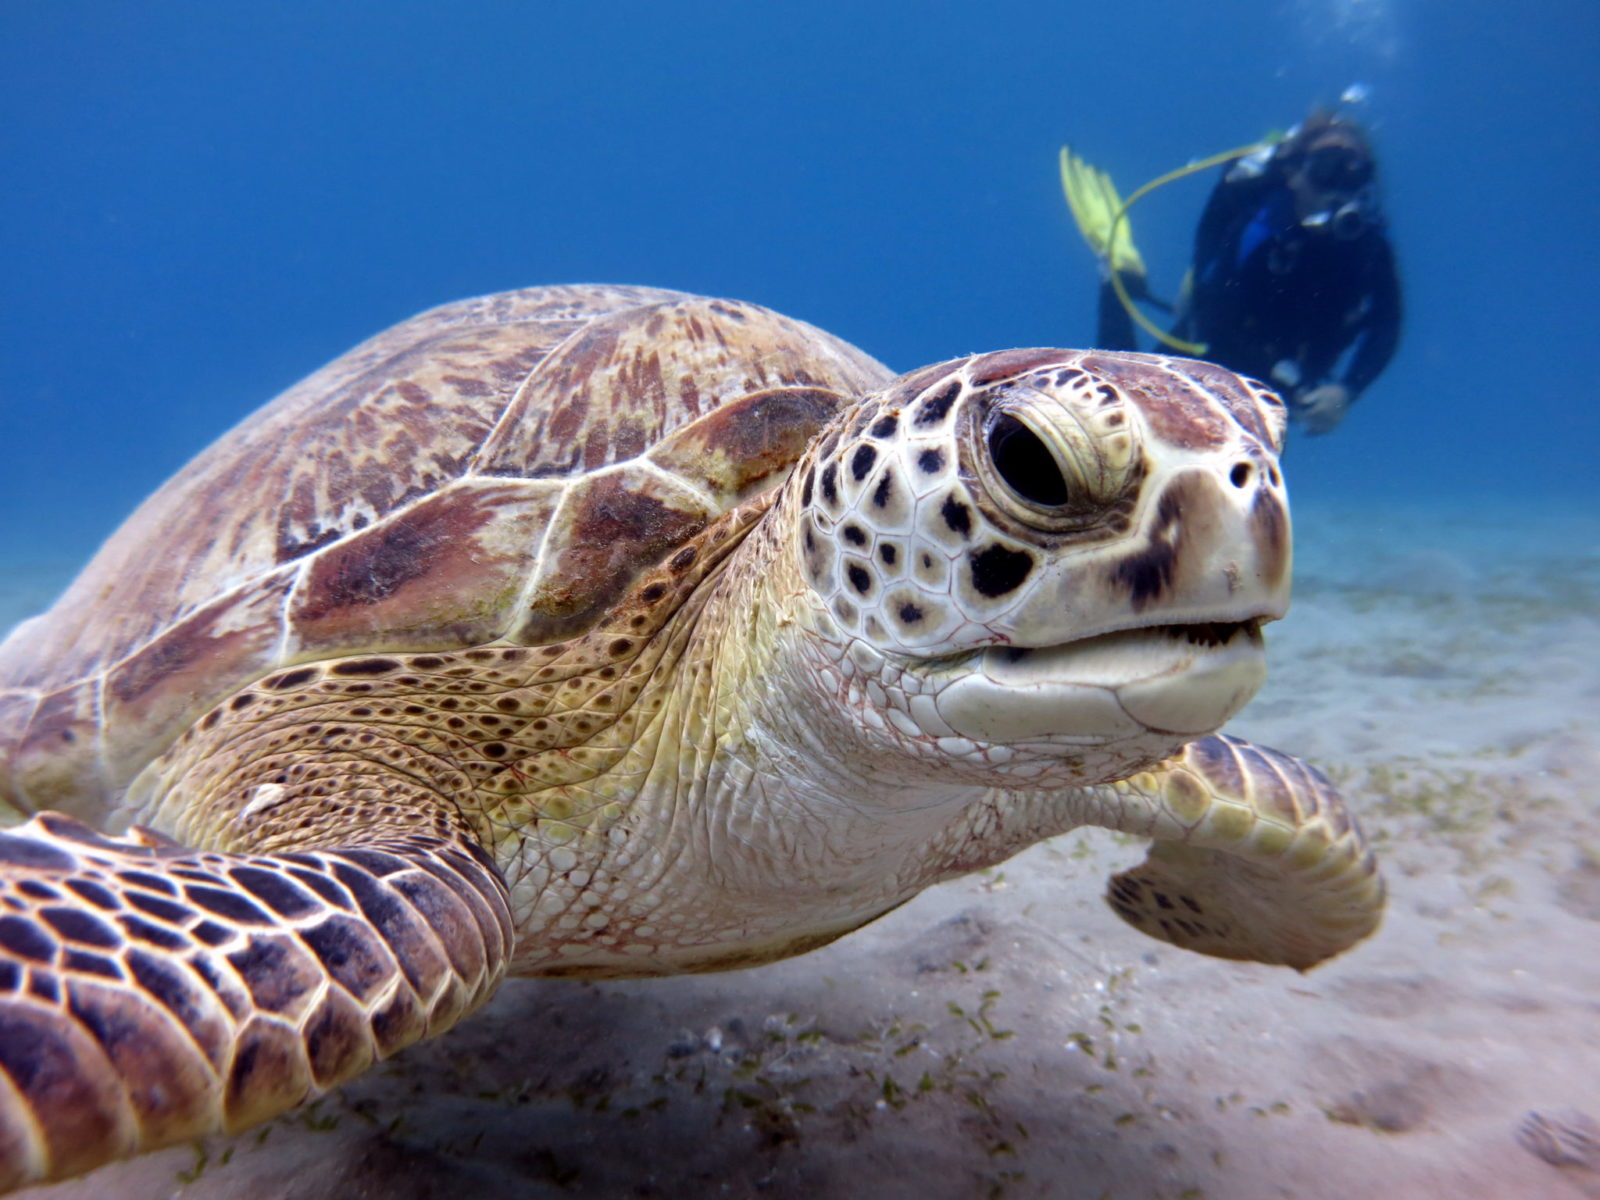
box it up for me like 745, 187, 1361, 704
1286, 0, 1403, 61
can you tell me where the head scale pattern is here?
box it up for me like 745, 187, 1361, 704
796, 351, 1154, 653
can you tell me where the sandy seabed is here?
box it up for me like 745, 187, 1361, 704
3, 500, 1597, 1200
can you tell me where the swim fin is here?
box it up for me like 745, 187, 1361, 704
1059, 146, 1148, 284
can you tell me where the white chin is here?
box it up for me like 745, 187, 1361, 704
932, 623, 1266, 745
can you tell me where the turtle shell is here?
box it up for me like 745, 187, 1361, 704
0, 285, 891, 817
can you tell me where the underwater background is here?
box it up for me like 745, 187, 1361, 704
2, 0, 1598, 566
2, 5, 1600, 1199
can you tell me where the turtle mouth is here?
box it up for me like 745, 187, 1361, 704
998, 619, 1262, 661
932, 619, 1268, 744
1174, 619, 1260, 647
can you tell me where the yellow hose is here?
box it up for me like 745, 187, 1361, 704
1105, 140, 1276, 356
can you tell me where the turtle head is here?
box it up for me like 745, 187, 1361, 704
788, 349, 1291, 785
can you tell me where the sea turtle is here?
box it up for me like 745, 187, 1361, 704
0, 285, 1381, 1189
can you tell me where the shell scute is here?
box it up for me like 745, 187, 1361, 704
512, 467, 713, 643
288, 480, 561, 657
0, 286, 890, 817
647, 386, 849, 510
476, 296, 880, 481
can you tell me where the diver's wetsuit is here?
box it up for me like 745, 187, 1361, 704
1097, 158, 1402, 411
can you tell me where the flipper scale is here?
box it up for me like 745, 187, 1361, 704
0, 813, 511, 1189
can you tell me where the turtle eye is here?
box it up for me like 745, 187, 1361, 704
986, 412, 1070, 507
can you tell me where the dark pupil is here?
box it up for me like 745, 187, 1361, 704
987, 413, 1070, 506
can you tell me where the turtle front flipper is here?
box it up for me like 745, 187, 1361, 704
0, 813, 512, 1190
1098, 734, 1383, 971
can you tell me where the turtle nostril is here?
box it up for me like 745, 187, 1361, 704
1229, 462, 1253, 489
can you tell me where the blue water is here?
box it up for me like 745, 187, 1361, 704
1, 0, 1596, 567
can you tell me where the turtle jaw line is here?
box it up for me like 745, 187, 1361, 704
904, 617, 1267, 672
1009, 618, 1265, 660
919, 618, 1270, 758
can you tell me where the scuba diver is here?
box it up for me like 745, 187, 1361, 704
1061, 111, 1402, 435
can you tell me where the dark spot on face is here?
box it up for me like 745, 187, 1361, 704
230, 692, 257, 711
669, 546, 697, 573
870, 414, 898, 439
969, 544, 1036, 598
941, 496, 972, 538
843, 524, 867, 547
1250, 488, 1289, 591
410, 655, 445, 669
846, 564, 872, 595
1112, 490, 1181, 609
850, 444, 878, 482
917, 448, 944, 474
897, 602, 924, 624
640, 581, 668, 604
483, 743, 508, 759
331, 658, 401, 677
799, 466, 814, 507
819, 462, 839, 507
914, 380, 962, 427
879, 544, 897, 566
